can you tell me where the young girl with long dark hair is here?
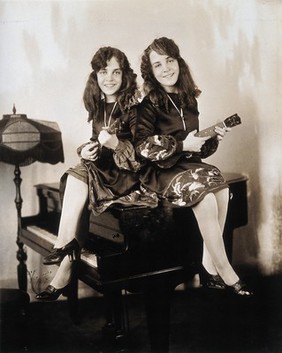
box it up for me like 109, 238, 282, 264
36, 46, 156, 301
135, 37, 252, 296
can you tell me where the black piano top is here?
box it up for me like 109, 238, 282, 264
21, 172, 248, 290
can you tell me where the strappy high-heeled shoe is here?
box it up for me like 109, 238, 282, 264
35, 284, 69, 301
205, 274, 226, 290
43, 239, 80, 265
199, 266, 226, 290
227, 279, 253, 297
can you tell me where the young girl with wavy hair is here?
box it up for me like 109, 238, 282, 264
36, 46, 156, 301
135, 37, 252, 296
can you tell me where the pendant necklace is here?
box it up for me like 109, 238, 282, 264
103, 101, 117, 130
167, 94, 186, 131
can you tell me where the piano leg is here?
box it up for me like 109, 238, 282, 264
103, 289, 127, 346
67, 260, 80, 325
144, 276, 174, 353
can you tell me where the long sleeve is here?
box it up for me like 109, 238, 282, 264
113, 107, 141, 171
135, 99, 183, 163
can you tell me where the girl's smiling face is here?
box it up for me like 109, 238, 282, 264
97, 56, 123, 102
149, 50, 179, 93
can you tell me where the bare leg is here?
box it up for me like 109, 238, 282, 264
214, 188, 230, 230
51, 175, 88, 287
54, 175, 88, 248
192, 192, 239, 286
202, 188, 229, 275
50, 256, 72, 289
38, 176, 89, 295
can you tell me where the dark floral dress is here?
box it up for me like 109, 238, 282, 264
61, 101, 158, 215
135, 94, 228, 207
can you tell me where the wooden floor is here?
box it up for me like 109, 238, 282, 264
1, 273, 282, 353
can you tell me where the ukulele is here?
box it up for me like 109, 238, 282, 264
157, 113, 242, 169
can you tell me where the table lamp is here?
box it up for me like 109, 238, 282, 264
0, 105, 64, 290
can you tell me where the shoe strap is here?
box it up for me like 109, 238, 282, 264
46, 285, 56, 293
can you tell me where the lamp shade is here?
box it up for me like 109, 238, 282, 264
0, 110, 64, 166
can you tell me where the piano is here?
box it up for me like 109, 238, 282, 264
18, 172, 248, 352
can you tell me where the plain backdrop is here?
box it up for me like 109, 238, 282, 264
0, 0, 281, 290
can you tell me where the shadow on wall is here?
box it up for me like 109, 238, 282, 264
184, 2, 262, 269
3, 0, 272, 276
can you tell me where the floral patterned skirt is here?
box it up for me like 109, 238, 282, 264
140, 161, 228, 208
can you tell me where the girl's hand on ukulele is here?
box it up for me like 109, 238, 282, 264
182, 130, 210, 152
214, 126, 231, 141
81, 141, 100, 161
98, 129, 119, 150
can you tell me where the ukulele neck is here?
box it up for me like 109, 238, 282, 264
195, 122, 226, 138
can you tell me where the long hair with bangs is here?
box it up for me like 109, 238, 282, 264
140, 37, 201, 109
83, 47, 138, 122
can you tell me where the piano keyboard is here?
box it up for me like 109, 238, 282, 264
26, 225, 98, 268
26, 225, 57, 245
80, 250, 98, 268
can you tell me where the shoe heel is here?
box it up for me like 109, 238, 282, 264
68, 248, 80, 262
68, 253, 74, 262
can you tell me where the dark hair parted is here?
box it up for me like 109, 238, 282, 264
83, 47, 138, 122
140, 37, 201, 109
